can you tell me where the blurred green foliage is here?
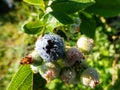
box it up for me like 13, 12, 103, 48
0, 1, 36, 90
0, 0, 120, 90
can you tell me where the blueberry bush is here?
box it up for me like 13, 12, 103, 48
0, 0, 120, 90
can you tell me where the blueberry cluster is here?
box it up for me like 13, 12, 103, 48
22, 33, 100, 89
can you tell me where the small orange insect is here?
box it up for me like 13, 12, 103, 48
20, 55, 33, 65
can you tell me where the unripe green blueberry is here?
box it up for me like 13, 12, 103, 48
70, 24, 80, 33
77, 36, 94, 53
70, 18, 81, 33
29, 50, 43, 66
30, 64, 40, 74
63, 47, 85, 67
61, 67, 76, 84
80, 67, 100, 89
74, 17, 81, 25
28, 50, 43, 73
39, 62, 60, 83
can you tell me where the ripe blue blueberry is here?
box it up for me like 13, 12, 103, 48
35, 33, 65, 62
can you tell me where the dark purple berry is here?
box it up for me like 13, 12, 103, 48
63, 47, 85, 67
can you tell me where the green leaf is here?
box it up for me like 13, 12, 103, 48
79, 12, 96, 38
39, 9, 45, 19
42, 13, 63, 32
23, 0, 45, 11
7, 65, 33, 90
50, 11, 73, 24
33, 73, 46, 90
23, 0, 43, 5
70, 0, 95, 3
85, 0, 120, 17
23, 20, 44, 34
50, 0, 95, 14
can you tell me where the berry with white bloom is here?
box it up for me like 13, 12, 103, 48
63, 47, 85, 67
39, 62, 60, 83
29, 50, 43, 66
35, 33, 65, 62
21, 50, 43, 73
61, 67, 76, 84
77, 36, 94, 53
80, 67, 100, 88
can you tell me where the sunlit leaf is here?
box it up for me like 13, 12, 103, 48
23, 0, 45, 11
42, 13, 63, 32
23, 20, 44, 34
7, 65, 33, 90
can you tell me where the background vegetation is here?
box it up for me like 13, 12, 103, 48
0, 0, 120, 90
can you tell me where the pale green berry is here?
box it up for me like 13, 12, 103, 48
29, 50, 43, 66
74, 17, 81, 25
39, 62, 60, 83
80, 67, 100, 89
30, 64, 40, 74
77, 36, 94, 53
70, 24, 80, 33
29, 50, 43, 73
70, 17, 81, 33
61, 67, 76, 84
